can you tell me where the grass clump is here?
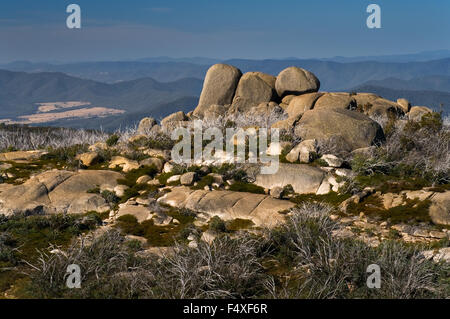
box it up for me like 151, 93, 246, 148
115, 209, 195, 247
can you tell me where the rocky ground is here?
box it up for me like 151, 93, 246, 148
0, 64, 449, 298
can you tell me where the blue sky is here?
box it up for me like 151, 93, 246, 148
0, 0, 449, 62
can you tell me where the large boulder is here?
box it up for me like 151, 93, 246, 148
193, 64, 242, 117
0, 170, 122, 216
313, 92, 356, 110
255, 163, 325, 194
363, 98, 405, 119
230, 72, 276, 113
275, 67, 320, 98
285, 92, 323, 118
294, 108, 385, 152
429, 191, 450, 225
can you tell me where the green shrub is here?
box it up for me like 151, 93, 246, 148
106, 134, 120, 147
101, 190, 120, 204
209, 216, 227, 233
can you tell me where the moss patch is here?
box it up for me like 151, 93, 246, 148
229, 181, 265, 194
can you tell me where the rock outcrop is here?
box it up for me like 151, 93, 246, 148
157, 186, 294, 227
0, 170, 123, 216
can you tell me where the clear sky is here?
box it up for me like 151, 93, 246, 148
0, 0, 449, 63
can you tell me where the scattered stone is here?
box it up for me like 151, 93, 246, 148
167, 175, 181, 184
139, 157, 164, 172
270, 186, 283, 199
136, 175, 152, 184
114, 185, 129, 197
208, 173, 224, 185
320, 154, 344, 167
147, 179, 161, 186
109, 156, 141, 172
163, 162, 174, 173
180, 172, 197, 185
286, 139, 317, 163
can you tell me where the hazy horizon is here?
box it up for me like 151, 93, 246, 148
1, 0, 449, 63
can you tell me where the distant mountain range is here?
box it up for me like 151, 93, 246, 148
0, 70, 201, 130
1, 51, 450, 130
319, 50, 450, 63
353, 75, 450, 93
2, 58, 449, 92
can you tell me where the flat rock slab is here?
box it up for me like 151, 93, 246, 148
0, 169, 123, 216
255, 163, 325, 194
0, 150, 47, 162
116, 205, 153, 223
157, 186, 294, 227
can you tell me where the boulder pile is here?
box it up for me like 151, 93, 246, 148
158, 63, 432, 153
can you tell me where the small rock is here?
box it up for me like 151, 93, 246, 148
167, 175, 181, 184
320, 154, 344, 168
147, 179, 161, 186
201, 230, 217, 244
188, 241, 198, 249
163, 162, 174, 173
114, 185, 129, 197
208, 173, 224, 185
140, 157, 164, 172
270, 186, 283, 199
136, 175, 152, 184
180, 172, 197, 185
